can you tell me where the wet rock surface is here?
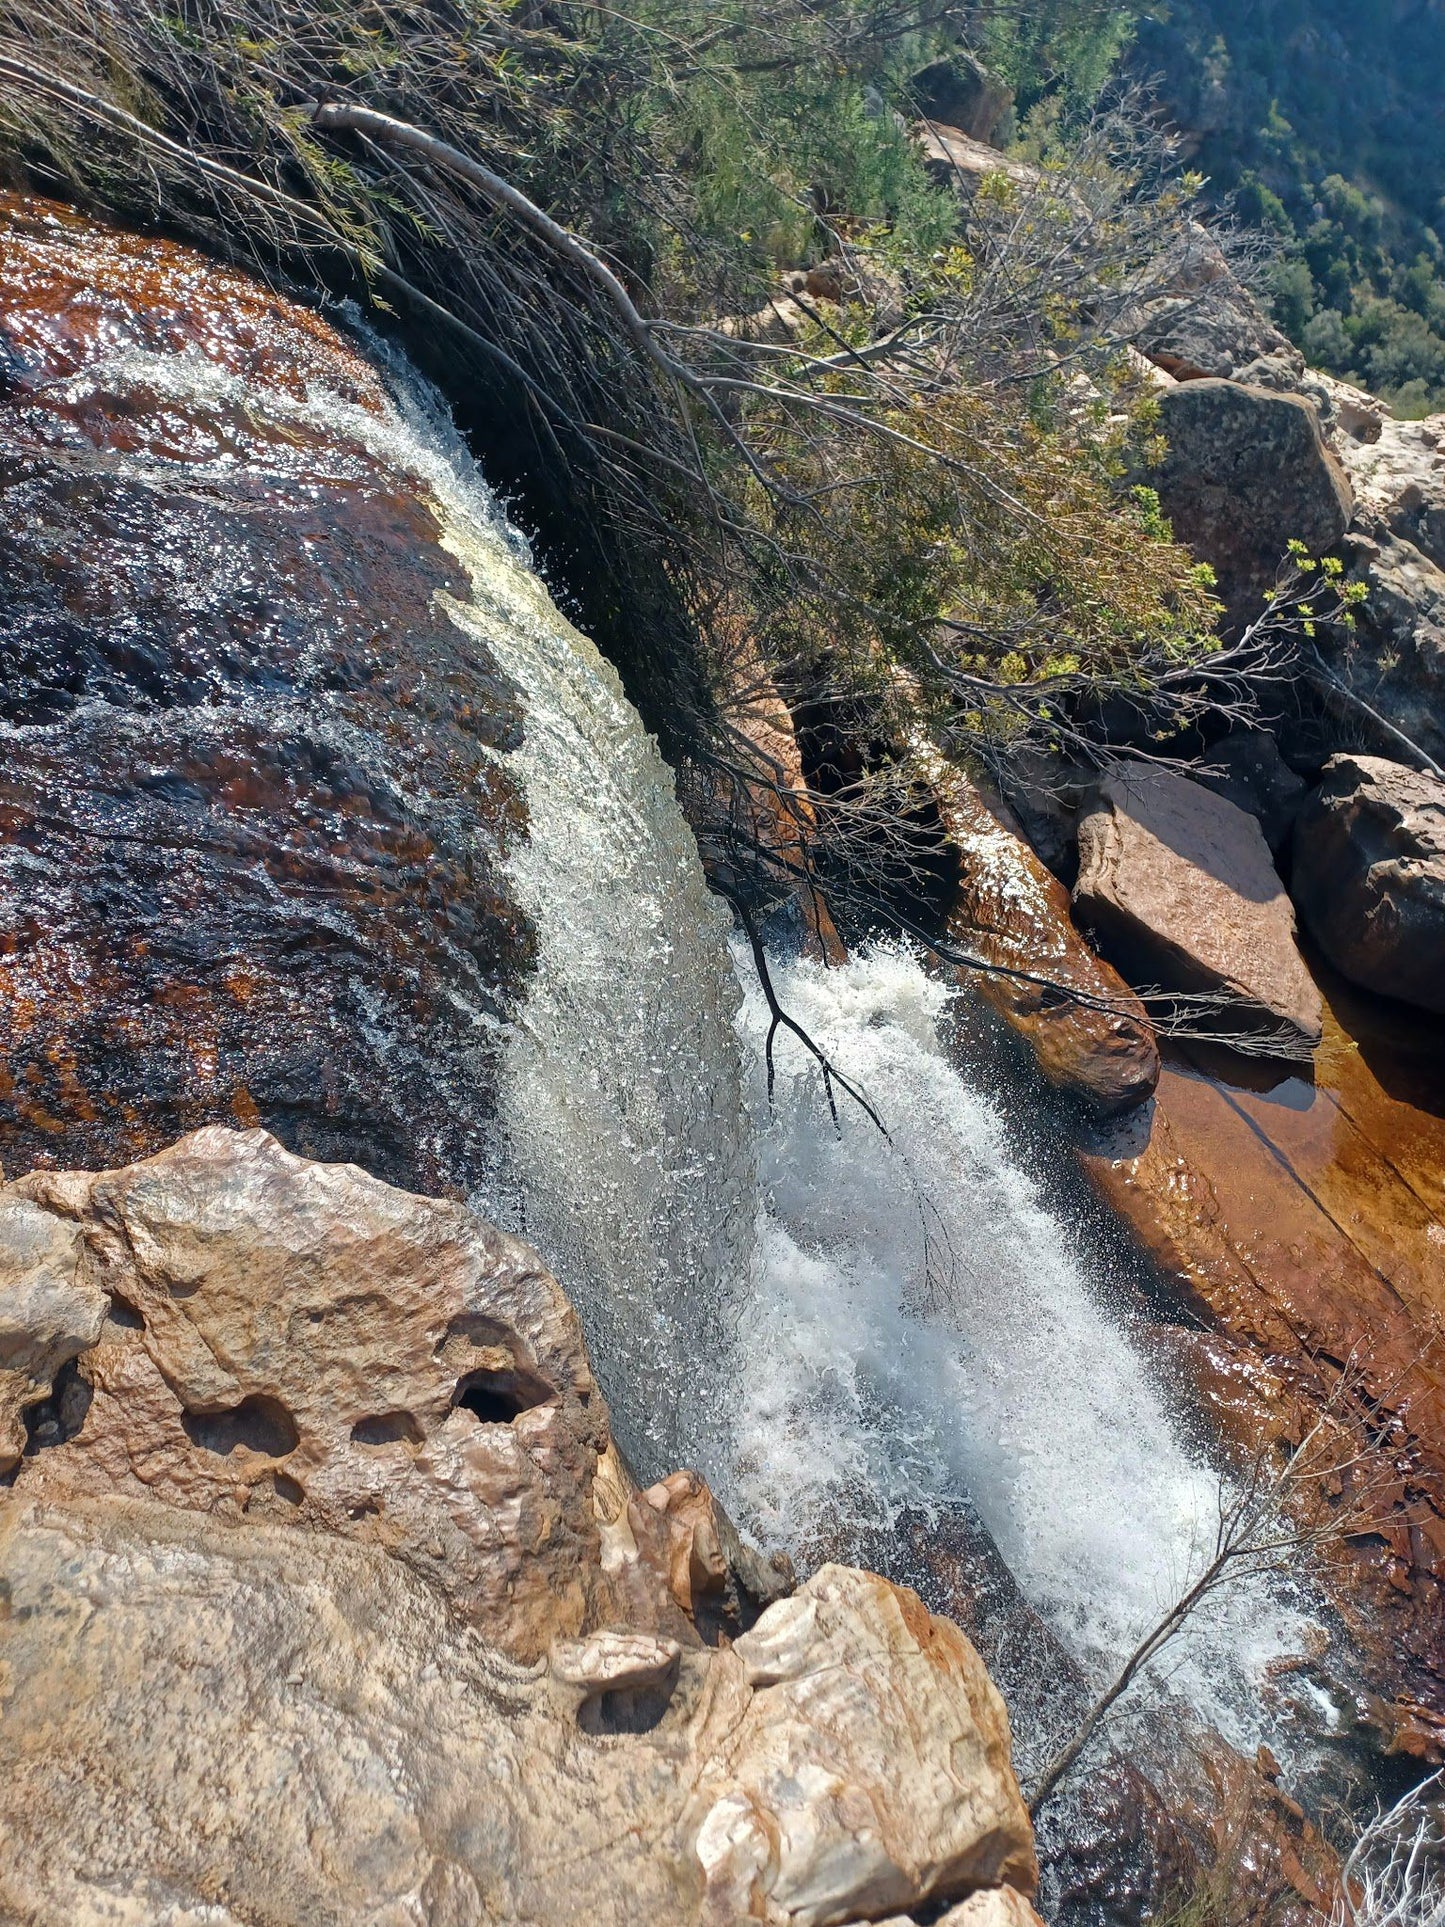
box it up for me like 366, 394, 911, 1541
1073, 766, 1323, 1052
0, 193, 533, 1192
0, 1127, 1039, 1927
934, 770, 1159, 1113
1293, 754, 1445, 1015
1079, 956, 1445, 1760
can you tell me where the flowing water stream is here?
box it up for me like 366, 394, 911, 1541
16, 263, 1323, 1785
345, 362, 1336, 1778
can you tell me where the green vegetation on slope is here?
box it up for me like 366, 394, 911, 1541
0, 5, 1225, 804
1129, 0, 1445, 413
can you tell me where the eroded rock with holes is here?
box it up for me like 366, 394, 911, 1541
0, 1127, 1038, 1925
5, 1124, 624, 1656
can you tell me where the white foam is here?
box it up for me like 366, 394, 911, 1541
722, 939, 1321, 1750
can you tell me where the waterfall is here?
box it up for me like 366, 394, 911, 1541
722, 942, 1326, 1759
349, 362, 758, 1479
301, 349, 1322, 1761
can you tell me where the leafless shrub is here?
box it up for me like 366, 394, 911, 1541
1333, 1774, 1445, 1927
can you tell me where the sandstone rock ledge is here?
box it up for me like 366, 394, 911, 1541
0, 1127, 1038, 1927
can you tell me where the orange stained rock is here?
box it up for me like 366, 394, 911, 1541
1081, 948, 1445, 1752
936, 769, 1159, 1114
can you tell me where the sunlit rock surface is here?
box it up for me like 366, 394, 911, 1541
0, 1128, 1037, 1926
1148, 378, 1353, 629
1073, 766, 1323, 1052
0, 192, 532, 1192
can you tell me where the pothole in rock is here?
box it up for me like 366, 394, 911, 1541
22, 1360, 93, 1455
350, 1411, 424, 1447
451, 1369, 551, 1426
181, 1393, 299, 1458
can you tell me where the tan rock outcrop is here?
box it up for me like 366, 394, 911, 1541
0, 1128, 1037, 1925
916, 123, 1039, 190
934, 770, 1159, 1112
0, 1194, 107, 1472
1335, 406, 1445, 569
1073, 767, 1323, 1052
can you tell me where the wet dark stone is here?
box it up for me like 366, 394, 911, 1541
0, 193, 534, 1192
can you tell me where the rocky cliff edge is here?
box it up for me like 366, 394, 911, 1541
0, 1125, 1039, 1927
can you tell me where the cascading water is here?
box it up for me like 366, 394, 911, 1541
278, 347, 1325, 1768
723, 942, 1328, 1762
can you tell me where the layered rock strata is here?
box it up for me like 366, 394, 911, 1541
0, 1127, 1040, 1927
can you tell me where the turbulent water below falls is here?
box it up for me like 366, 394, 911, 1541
725, 944, 1332, 1762
282, 349, 1328, 1768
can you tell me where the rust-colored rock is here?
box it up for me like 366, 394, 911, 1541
0, 192, 532, 1193
690, 646, 845, 962
935, 768, 1159, 1113
0, 1128, 1039, 1926
1073, 766, 1324, 1053
1079, 955, 1445, 1757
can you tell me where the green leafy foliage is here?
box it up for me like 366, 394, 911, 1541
1128, 0, 1445, 414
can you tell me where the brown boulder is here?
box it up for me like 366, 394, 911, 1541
1150, 379, 1354, 628
0, 1128, 1039, 1925
1073, 768, 1323, 1052
1292, 754, 1445, 1014
934, 769, 1159, 1112
916, 123, 1039, 191
911, 55, 1014, 145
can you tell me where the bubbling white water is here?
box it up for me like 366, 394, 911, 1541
204, 334, 1322, 1755
722, 940, 1322, 1751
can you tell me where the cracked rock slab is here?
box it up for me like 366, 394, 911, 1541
1074, 767, 1323, 1052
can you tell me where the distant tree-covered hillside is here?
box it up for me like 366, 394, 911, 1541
1128, 0, 1445, 412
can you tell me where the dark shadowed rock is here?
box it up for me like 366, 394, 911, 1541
1317, 407, 1445, 767
1194, 729, 1308, 855
1293, 754, 1445, 1015
1073, 767, 1323, 1052
1150, 380, 1354, 629
911, 55, 1014, 145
